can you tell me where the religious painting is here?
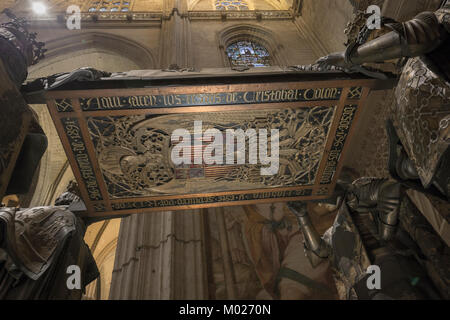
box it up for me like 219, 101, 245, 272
205, 203, 338, 300
86, 106, 335, 198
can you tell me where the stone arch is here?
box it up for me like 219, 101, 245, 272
217, 24, 288, 67
29, 32, 155, 77
84, 219, 121, 300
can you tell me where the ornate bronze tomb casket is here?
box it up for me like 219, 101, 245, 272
43, 69, 390, 217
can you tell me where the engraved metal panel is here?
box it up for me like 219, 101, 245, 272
45, 73, 379, 217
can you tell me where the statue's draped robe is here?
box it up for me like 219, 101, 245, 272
0, 207, 98, 299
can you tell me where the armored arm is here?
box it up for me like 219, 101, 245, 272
287, 202, 329, 268
317, 11, 448, 68
350, 12, 446, 64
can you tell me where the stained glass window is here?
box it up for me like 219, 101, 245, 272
87, 0, 132, 12
226, 41, 271, 67
215, 1, 249, 11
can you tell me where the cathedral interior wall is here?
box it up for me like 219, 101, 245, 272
18, 1, 356, 300
3, 0, 447, 301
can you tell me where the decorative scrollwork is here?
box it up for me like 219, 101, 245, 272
87, 107, 336, 198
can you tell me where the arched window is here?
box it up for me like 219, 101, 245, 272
226, 41, 271, 67
215, 1, 249, 11
88, 0, 132, 12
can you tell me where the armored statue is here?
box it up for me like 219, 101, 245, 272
292, 1, 450, 300
317, 0, 450, 200
0, 9, 47, 199
0, 11, 98, 299
287, 177, 449, 300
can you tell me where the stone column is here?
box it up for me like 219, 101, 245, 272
158, 0, 193, 69
215, 207, 238, 299
109, 210, 209, 299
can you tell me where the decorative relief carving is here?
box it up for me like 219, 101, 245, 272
188, 10, 292, 20
61, 118, 102, 201
316, 186, 330, 196
110, 188, 313, 211
345, 92, 392, 180
320, 105, 358, 185
347, 87, 363, 99
25, 10, 292, 23
93, 203, 106, 212
55, 98, 73, 112
79, 12, 162, 21
391, 57, 450, 186
87, 106, 336, 199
